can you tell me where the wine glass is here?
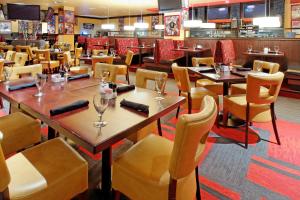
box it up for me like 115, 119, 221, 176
86, 49, 91, 57
34, 74, 47, 97
274, 45, 280, 54
213, 64, 221, 78
154, 75, 166, 101
247, 45, 253, 53
255, 63, 263, 72
3, 67, 13, 85
93, 93, 109, 128
99, 70, 110, 84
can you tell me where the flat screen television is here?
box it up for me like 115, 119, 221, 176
158, 0, 182, 11
207, 6, 229, 20
243, 3, 265, 18
7, 4, 40, 20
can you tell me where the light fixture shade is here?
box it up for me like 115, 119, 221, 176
183, 20, 202, 28
253, 17, 281, 28
154, 24, 165, 30
101, 24, 115, 30
199, 23, 216, 28
134, 22, 149, 29
124, 25, 135, 31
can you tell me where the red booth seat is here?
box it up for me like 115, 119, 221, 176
154, 39, 184, 64
86, 37, 109, 51
77, 36, 87, 44
115, 38, 139, 56
214, 40, 236, 65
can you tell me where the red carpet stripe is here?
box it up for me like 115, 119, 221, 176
252, 155, 300, 177
247, 163, 300, 199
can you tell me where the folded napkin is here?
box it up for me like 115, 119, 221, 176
50, 100, 89, 116
120, 99, 149, 114
116, 85, 135, 93
67, 74, 90, 81
8, 82, 36, 91
236, 67, 251, 71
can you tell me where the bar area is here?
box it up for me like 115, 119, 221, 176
0, 0, 300, 200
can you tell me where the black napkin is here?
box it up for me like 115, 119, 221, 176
50, 100, 89, 116
116, 85, 135, 93
67, 74, 90, 81
120, 99, 149, 114
236, 67, 251, 71
8, 82, 36, 91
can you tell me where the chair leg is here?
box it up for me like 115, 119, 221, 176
188, 92, 192, 114
222, 109, 229, 126
245, 103, 250, 149
157, 118, 162, 136
176, 106, 180, 119
126, 66, 130, 84
195, 167, 201, 200
113, 190, 121, 200
271, 103, 281, 145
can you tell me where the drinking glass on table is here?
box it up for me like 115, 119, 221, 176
3, 67, 13, 84
274, 45, 280, 54
213, 64, 221, 78
255, 63, 263, 72
93, 93, 109, 128
155, 74, 166, 101
34, 74, 47, 97
247, 45, 253, 53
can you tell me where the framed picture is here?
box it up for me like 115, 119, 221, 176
151, 16, 159, 30
65, 10, 75, 24
292, 5, 300, 21
164, 15, 180, 36
0, 21, 12, 34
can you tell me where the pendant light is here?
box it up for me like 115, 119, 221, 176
252, 0, 281, 28
101, 6, 115, 30
183, 4, 202, 28
124, 1, 135, 31
134, 10, 149, 29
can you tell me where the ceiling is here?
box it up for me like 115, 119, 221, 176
1, 0, 260, 17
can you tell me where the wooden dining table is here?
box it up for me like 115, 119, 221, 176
173, 47, 211, 67
127, 45, 154, 67
0, 77, 185, 199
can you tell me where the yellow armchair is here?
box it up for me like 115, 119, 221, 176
94, 63, 118, 82
9, 64, 42, 80
13, 52, 28, 67
223, 72, 284, 148
112, 95, 217, 200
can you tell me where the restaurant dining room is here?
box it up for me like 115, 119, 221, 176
0, 0, 300, 199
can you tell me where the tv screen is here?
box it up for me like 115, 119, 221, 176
244, 3, 265, 18
207, 6, 229, 20
7, 4, 40, 20
158, 0, 182, 11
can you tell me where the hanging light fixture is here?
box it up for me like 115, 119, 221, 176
183, 4, 202, 28
199, 23, 216, 28
134, 10, 149, 29
124, 0, 135, 31
101, 6, 115, 30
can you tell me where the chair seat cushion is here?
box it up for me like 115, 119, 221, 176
230, 83, 269, 95
0, 112, 40, 155
20, 138, 88, 200
181, 87, 218, 109
223, 95, 271, 122
112, 134, 196, 200
7, 153, 47, 200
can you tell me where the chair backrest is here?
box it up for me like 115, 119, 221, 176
0, 60, 4, 81
1, 45, 14, 52
214, 40, 236, 65
94, 63, 117, 82
92, 49, 108, 56
136, 69, 168, 92
171, 63, 191, 93
0, 131, 10, 193
75, 47, 83, 59
16, 46, 34, 61
253, 60, 280, 74
92, 56, 114, 72
246, 72, 284, 105
5, 51, 15, 61
192, 57, 214, 67
13, 52, 28, 67
169, 96, 217, 179
125, 50, 134, 66
63, 51, 73, 66
34, 50, 48, 63
155, 39, 177, 63
10, 64, 43, 80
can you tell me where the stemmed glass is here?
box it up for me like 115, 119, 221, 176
213, 64, 221, 78
86, 49, 91, 57
93, 93, 109, 128
34, 74, 47, 97
255, 63, 263, 72
274, 45, 280, 54
155, 74, 166, 101
247, 45, 253, 53
3, 67, 13, 84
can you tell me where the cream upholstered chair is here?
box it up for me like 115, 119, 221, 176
92, 56, 114, 72
5, 51, 15, 61
9, 64, 42, 80
15, 45, 36, 63
223, 72, 284, 149
92, 49, 108, 56
0, 60, 4, 108
0, 133, 88, 200
74, 47, 83, 66
0, 112, 41, 156
171, 63, 218, 118
231, 60, 280, 95
117, 50, 134, 84
94, 63, 118, 82
13, 52, 28, 67
127, 69, 168, 142
113, 95, 218, 200
38, 49, 60, 73
192, 57, 223, 95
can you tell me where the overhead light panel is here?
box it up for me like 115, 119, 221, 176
183, 20, 202, 28
124, 25, 135, 31
253, 17, 281, 28
154, 24, 164, 30
101, 24, 115, 30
